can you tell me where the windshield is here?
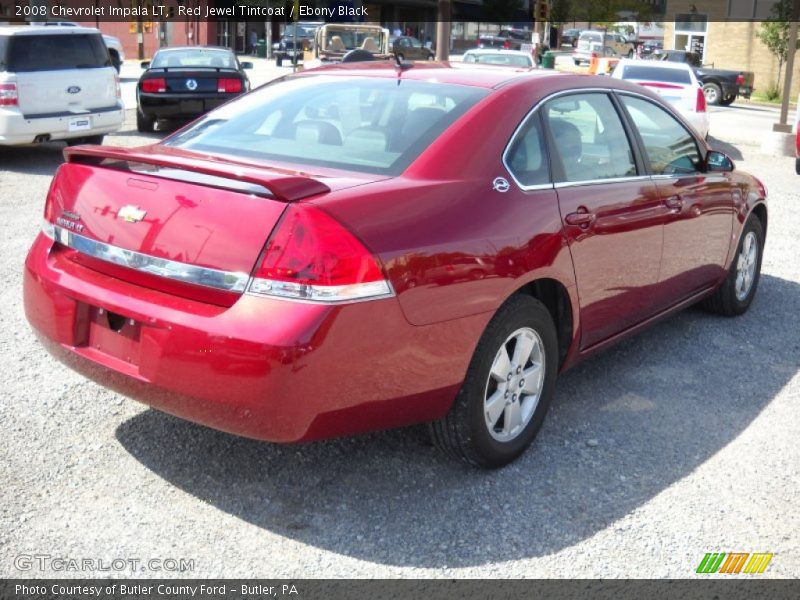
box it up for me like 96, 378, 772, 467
322, 29, 385, 51
151, 49, 236, 69
8, 34, 110, 71
164, 76, 488, 176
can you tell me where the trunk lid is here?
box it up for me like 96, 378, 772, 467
47, 145, 383, 306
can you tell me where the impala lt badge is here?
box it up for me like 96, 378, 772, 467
118, 205, 147, 223
56, 211, 84, 233
492, 177, 510, 193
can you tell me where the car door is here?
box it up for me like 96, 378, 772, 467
542, 92, 665, 349
617, 93, 734, 305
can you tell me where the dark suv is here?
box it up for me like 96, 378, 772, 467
273, 22, 322, 66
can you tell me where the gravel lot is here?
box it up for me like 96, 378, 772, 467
1, 106, 798, 579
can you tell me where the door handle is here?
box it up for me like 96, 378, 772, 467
565, 209, 595, 228
664, 195, 683, 212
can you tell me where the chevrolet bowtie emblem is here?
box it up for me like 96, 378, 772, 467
118, 205, 147, 223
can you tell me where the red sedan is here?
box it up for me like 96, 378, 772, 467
24, 63, 767, 468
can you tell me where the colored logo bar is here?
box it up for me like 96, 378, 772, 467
696, 552, 773, 574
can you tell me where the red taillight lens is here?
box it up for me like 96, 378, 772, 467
696, 86, 706, 112
503, 40, 511, 49
0, 82, 18, 106
141, 78, 167, 93
248, 205, 392, 302
217, 78, 242, 93
795, 129, 799, 155
736, 73, 744, 86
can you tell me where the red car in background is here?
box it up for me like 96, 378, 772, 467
24, 63, 767, 468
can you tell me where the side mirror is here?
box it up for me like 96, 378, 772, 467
706, 150, 734, 172
140, 61, 150, 69
240, 61, 254, 70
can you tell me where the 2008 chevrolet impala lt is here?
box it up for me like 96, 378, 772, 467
24, 63, 767, 467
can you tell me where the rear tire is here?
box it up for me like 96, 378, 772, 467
703, 215, 764, 316
276, 55, 283, 67
429, 295, 558, 468
719, 94, 736, 106
136, 110, 155, 133
703, 82, 723, 106
573, 59, 581, 66
796, 157, 800, 176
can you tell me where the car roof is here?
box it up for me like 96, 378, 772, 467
155, 46, 233, 53
0, 25, 101, 36
298, 61, 564, 89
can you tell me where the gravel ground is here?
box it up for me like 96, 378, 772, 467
0, 109, 798, 579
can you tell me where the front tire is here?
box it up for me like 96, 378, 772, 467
719, 94, 736, 106
703, 82, 723, 106
703, 215, 764, 316
429, 295, 558, 468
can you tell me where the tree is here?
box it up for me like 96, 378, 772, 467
757, 0, 800, 89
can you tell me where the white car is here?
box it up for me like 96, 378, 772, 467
611, 59, 709, 139
0, 26, 124, 146
40, 21, 125, 72
461, 49, 534, 68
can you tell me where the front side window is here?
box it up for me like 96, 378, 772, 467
619, 95, 701, 175
165, 76, 488, 176
543, 93, 637, 183
505, 112, 550, 187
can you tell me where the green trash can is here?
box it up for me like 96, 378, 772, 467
256, 39, 267, 59
541, 50, 555, 69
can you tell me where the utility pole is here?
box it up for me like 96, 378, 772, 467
435, 0, 451, 61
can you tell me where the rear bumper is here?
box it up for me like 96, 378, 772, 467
0, 104, 123, 145
139, 93, 239, 119
24, 233, 481, 442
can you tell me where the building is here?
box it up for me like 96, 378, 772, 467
663, 0, 800, 98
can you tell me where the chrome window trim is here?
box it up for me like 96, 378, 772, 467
45, 223, 250, 293
502, 87, 705, 190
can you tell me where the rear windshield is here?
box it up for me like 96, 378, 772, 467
470, 54, 532, 67
151, 49, 236, 69
8, 34, 110, 72
580, 32, 603, 42
164, 76, 488, 176
621, 65, 692, 84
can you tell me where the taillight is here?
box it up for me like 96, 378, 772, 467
141, 78, 167, 93
503, 40, 511, 49
696, 86, 706, 112
795, 128, 799, 155
217, 78, 242, 93
736, 73, 744, 86
247, 205, 392, 303
0, 82, 18, 106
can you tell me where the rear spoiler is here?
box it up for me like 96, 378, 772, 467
63, 145, 331, 203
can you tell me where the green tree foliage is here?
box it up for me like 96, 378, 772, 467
757, 0, 800, 88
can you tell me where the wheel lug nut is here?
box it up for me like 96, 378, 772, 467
504, 390, 509, 398
516, 366, 522, 374
506, 373, 512, 381
519, 380, 524, 388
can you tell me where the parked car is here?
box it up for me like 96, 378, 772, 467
641, 39, 663, 56
136, 46, 251, 132
0, 26, 123, 146
462, 49, 534, 68
39, 21, 125, 72
611, 59, 709, 139
477, 28, 531, 50
273, 21, 322, 67
313, 23, 390, 62
390, 36, 434, 61
24, 64, 767, 468
573, 30, 634, 65
561, 28, 582, 48
653, 49, 754, 106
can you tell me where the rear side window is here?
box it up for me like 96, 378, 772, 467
621, 65, 692, 84
505, 112, 550, 187
0, 37, 7, 71
619, 95, 701, 175
543, 93, 637, 183
8, 34, 110, 72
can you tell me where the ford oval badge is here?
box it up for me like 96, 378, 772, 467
67, 86, 81, 94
